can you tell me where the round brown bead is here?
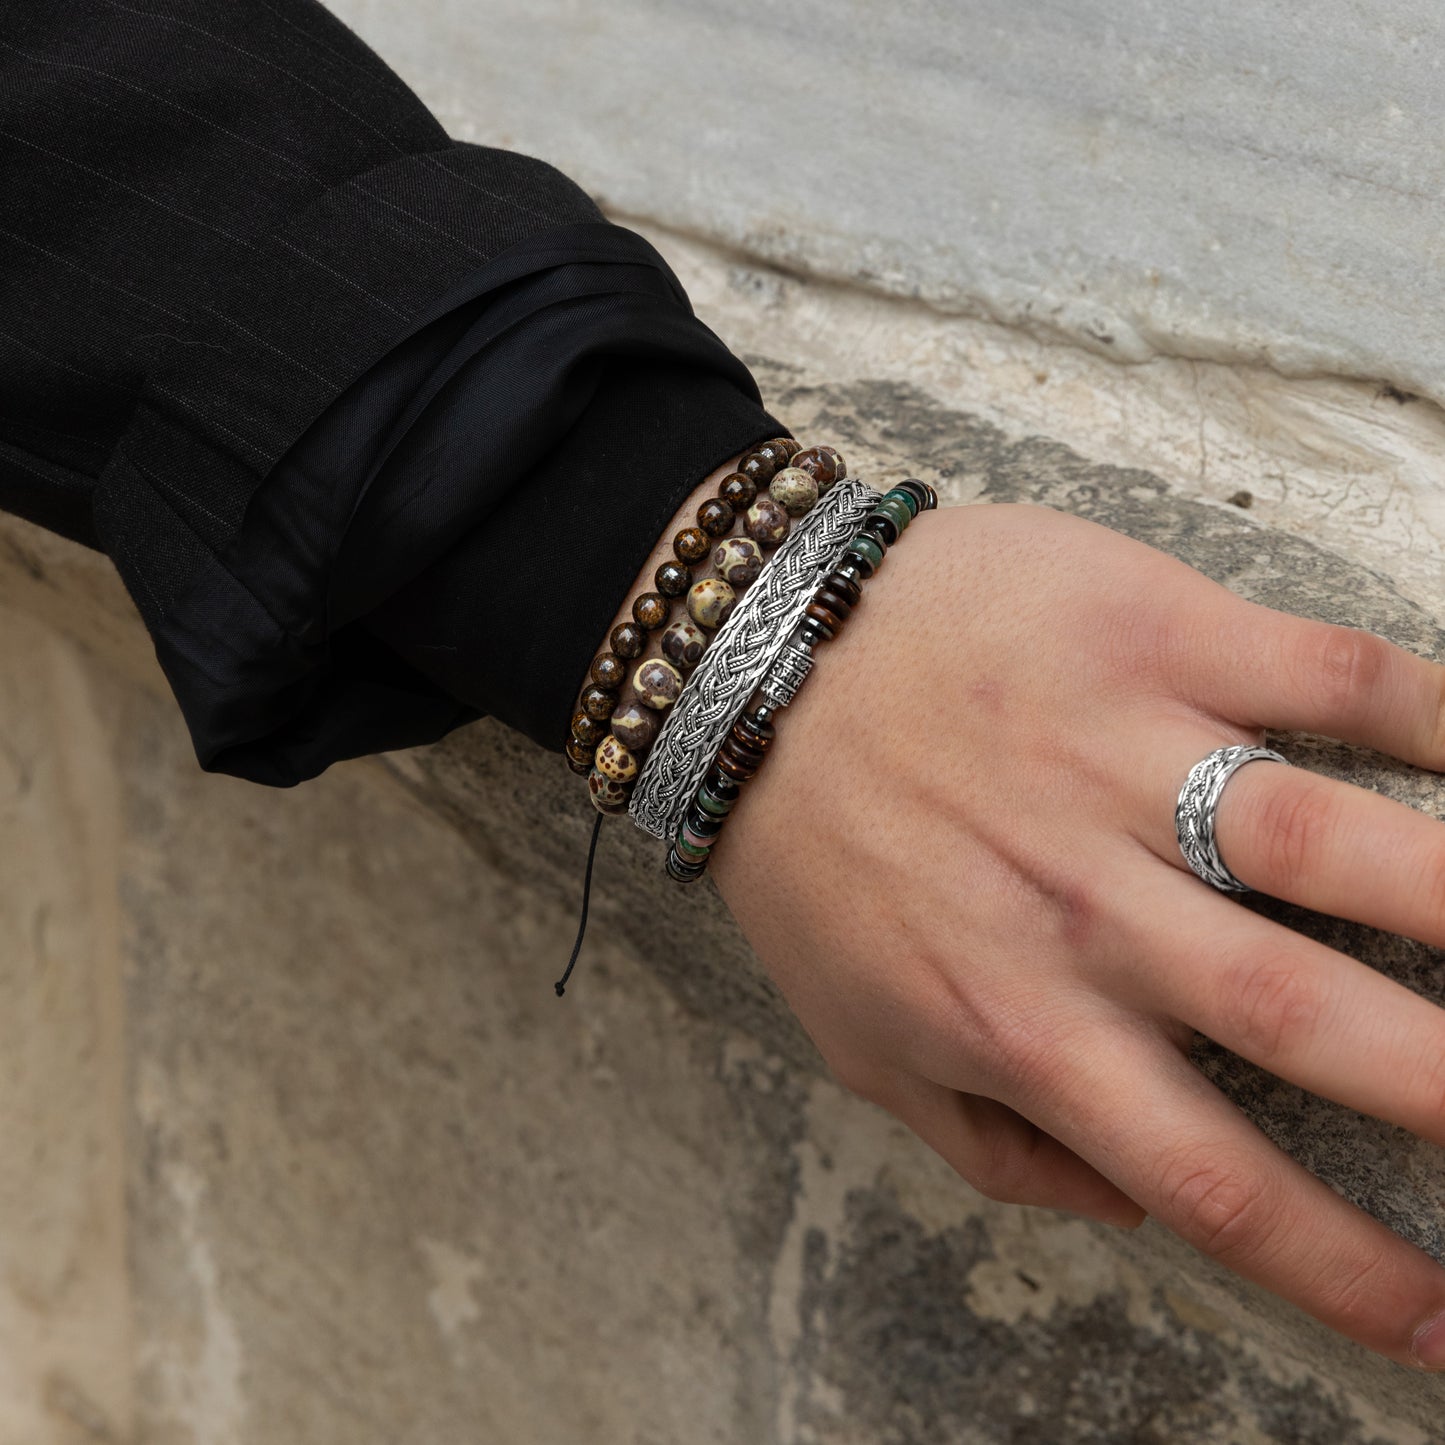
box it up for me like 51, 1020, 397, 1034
737, 451, 774, 485
566, 753, 592, 778
580, 683, 618, 720
712, 536, 764, 589
565, 735, 595, 771
718, 473, 757, 510
754, 439, 793, 472
812, 586, 854, 620
790, 446, 844, 494
767, 436, 798, 461
745, 495, 791, 548
594, 733, 639, 784
696, 496, 735, 537
610, 621, 648, 660
821, 571, 862, 606
804, 601, 844, 633
590, 652, 626, 690
632, 592, 670, 630
610, 698, 660, 754
674, 526, 711, 563
571, 710, 607, 747
687, 577, 737, 630
769, 466, 819, 517
587, 768, 631, 814
655, 560, 691, 598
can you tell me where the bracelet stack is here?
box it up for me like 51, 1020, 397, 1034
564, 437, 849, 817
665, 478, 938, 883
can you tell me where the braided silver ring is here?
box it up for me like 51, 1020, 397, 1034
1175, 744, 1290, 892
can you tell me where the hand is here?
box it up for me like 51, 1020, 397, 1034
708, 499, 1445, 1371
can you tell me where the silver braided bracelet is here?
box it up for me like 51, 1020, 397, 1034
628, 476, 882, 841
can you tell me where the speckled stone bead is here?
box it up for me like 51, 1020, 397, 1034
635, 656, 684, 710
632, 591, 670, 630
687, 577, 737, 630
674, 526, 711, 564
845, 534, 885, 574
790, 446, 844, 494
745, 494, 791, 548
712, 536, 764, 589
590, 652, 626, 690
654, 560, 691, 598
610, 621, 648, 659
565, 736, 594, 774
696, 496, 735, 538
660, 616, 708, 671
580, 683, 618, 721
610, 698, 660, 754
769, 466, 819, 517
718, 472, 757, 510
594, 733, 639, 783
571, 710, 608, 747
587, 768, 630, 814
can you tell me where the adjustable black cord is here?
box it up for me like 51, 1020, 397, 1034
554, 810, 606, 996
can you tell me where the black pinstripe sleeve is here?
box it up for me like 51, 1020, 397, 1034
0, 0, 786, 784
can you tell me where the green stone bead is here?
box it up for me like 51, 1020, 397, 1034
884, 486, 920, 519
676, 836, 711, 861
875, 496, 913, 533
697, 787, 734, 817
846, 534, 885, 572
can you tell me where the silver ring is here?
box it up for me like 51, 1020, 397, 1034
1175, 744, 1290, 892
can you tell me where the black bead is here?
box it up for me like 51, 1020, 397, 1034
897, 478, 933, 513
863, 511, 899, 546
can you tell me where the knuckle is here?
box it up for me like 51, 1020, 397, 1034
965, 1127, 1043, 1206
1244, 776, 1340, 893
1310, 1244, 1389, 1330
1157, 1146, 1274, 1262
1308, 625, 1389, 721
1217, 949, 1326, 1060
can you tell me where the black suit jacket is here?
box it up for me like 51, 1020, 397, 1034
0, 0, 785, 784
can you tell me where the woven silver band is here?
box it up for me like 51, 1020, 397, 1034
628, 476, 882, 841
1175, 743, 1290, 892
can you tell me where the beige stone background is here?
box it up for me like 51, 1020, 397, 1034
7, 2, 1445, 1441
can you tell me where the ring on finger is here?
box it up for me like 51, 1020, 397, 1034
1175, 744, 1292, 893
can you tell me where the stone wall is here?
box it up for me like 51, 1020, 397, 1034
4, 2, 1445, 1440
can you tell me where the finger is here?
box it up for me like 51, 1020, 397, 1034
1097, 856, 1445, 1154
1012, 1011, 1445, 1369
1133, 729, 1445, 952
1184, 601, 1445, 771
883, 1073, 1147, 1229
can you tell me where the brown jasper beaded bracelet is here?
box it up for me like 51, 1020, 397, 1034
665, 477, 938, 883
564, 438, 850, 818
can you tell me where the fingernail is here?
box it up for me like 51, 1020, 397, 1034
1410, 1309, 1445, 1369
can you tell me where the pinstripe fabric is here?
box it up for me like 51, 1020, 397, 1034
0, 1, 784, 783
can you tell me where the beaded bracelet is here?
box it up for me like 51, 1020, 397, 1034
564, 438, 849, 816
665, 477, 939, 883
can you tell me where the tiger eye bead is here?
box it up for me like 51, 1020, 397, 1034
821, 570, 862, 606
571, 710, 607, 747
712, 536, 764, 589
732, 713, 775, 747
632, 591, 670, 630
594, 733, 639, 784
610, 621, 647, 660
565, 736, 595, 773
590, 652, 626, 690
737, 451, 774, 485
718, 472, 757, 510
805, 601, 845, 635
745, 495, 791, 548
696, 496, 735, 538
610, 698, 660, 754
754, 439, 793, 472
716, 748, 761, 782
674, 526, 711, 564
587, 768, 631, 814
769, 466, 819, 517
660, 616, 708, 672
687, 577, 737, 630
635, 657, 684, 711
580, 683, 618, 720
654, 560, 691, 598
812, 586, 854, 621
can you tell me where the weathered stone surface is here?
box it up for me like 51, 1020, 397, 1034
330, 0, 1445, 411
5, 338, 1445, 1437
